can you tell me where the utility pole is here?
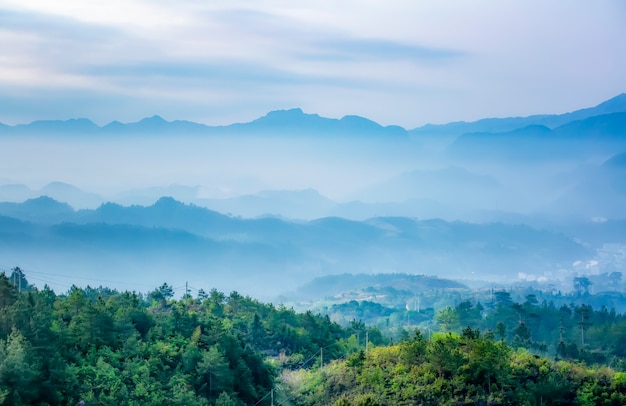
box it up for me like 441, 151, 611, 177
271, 389, 274, 406
577, 306, 592, 349
185, 281, 189, 298
12, 267, 22, 293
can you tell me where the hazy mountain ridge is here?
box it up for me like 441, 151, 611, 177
0, 196, 594, 296
545, 150, 626, 218
0, 108, 408, 138
0, 182, 104, 209
197, 188, 337, 219
0, 196, 588, 250
3, 140, 626, 221
2, 95, 625, 223
1, 94, 625, 140
355, 166, 518, 212
0, 180, 532, 222
448, 112, 626, 161
411, 93, 626, 137
288, 273, 469, 302
0, 196, 74, 224
2, 95, 626, 295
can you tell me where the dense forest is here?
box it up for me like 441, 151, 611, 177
2, 268, 626, 405
0, 269, 352, 405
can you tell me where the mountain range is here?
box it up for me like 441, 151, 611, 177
410, 93, 626, 137
1, 94, 625, 139
2, 93, 626, 296
0, 196, 594, 296
0, 108, 408, 137
4, 141, 626, 221
448, 112, 626, 161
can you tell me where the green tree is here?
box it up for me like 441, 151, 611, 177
215, 391, 237, 406
434, 306, 459, 332
196, 346, 233, 399
0, 329, 41, 405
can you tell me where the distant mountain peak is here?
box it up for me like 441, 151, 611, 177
261, 108, 305, 118
41, 181, 82, 191
139, 115, 168, 124
593, 93, 626, 110
28, 195, 59, 203
269, 108, 304, 116
251, 108, 323, 126
339, 115, 381, 129
103, 120, 123, 129
16, 117, 99, 132
22, 196, 74, 211
154, 196, 180, 206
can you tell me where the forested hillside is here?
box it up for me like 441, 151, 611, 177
281, 329, 626, 405
0, 271, 353, 405
3, 268, 626, 405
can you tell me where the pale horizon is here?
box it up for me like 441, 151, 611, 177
1, 1, 625, 128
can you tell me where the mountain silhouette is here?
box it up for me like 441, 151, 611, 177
1, 109, 407, 137
13, 118, 100, 134
448, 112, 626, 161
2, 94, 625, 139
0, 196, 74, 223
411, 93, 626, 138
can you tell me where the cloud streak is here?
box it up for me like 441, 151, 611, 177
303, 38, 463, 63
0, 1, 625, 127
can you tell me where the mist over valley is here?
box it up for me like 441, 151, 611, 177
2, 94, 626, 301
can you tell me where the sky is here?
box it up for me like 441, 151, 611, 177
1, 0, 625, 128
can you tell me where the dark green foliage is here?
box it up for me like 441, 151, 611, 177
422, 290, 626, 366
0, 273, 352, 405
4, 269, 626, 405
0, 270, 361, 405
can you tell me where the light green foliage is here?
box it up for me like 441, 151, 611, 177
280, 328, 626, 405
196, 346, 233, 397
0, 329, 40, 405
434, 306, 458, 332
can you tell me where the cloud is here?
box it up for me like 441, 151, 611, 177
77, 59, 419, 92
0, 9, 119, 42
0, 9, 137, 89
0, 1, 625, 127
303, 37, 463, 63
